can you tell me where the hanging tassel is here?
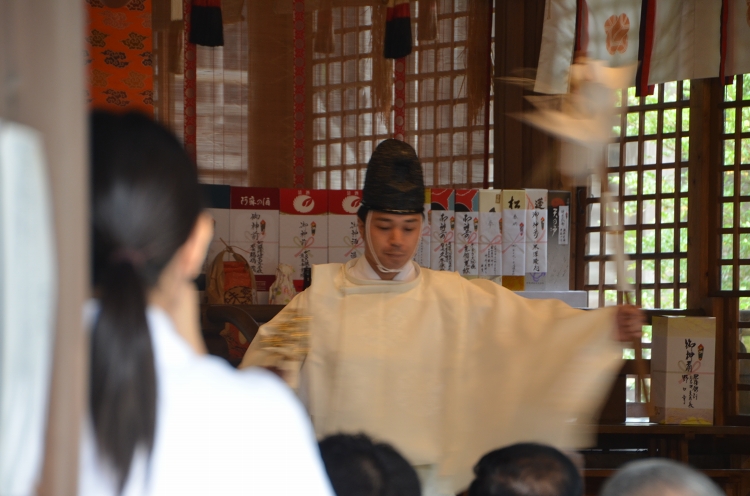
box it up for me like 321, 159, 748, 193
314, 0, 334, 54
384, 0, 412, 59
417, 0, 437, 42
372, 3, 393, 120
189, 0, 224, 47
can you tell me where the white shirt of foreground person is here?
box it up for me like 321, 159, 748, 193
241, 256, 623, 496
79, 305, 335, 496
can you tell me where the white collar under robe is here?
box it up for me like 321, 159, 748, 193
241, 259, 621, 495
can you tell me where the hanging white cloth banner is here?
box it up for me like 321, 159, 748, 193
0, 121, 57, 496
648, 0, 721, 85
723, 0, 750, 78
535, 0, 578, 94
585, 0, 642, 80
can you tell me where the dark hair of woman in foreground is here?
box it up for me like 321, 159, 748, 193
89, 110, 203, 492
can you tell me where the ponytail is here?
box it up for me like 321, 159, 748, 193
90, 110, 203, 492
90, 258, 156, 494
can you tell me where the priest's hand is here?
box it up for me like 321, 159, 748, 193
615, 304, 645, 342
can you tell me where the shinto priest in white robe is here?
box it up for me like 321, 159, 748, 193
241, 257, 622, 496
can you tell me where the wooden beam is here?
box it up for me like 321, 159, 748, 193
688, 79, 722, 310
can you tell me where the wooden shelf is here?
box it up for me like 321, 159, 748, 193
593, 423, 750, 436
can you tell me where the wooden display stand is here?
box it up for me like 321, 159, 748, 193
582, 425, 750, 496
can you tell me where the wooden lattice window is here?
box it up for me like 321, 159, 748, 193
582, 82, 690, 311
580, 81, 691, 419
719, 76, 750, 416
311, 6, 385, 190
403, 0, 493, 188
718, 76, 750, 294
310, 0, 493, 189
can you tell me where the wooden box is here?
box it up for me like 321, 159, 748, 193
651, 316, 716, 425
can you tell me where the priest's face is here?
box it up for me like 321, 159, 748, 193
358, 211, 422, 272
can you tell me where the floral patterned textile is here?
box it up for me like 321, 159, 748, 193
86, 0, 154, 114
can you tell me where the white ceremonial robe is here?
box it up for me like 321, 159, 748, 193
79, 305, 334, 496
242, 259, 622, 495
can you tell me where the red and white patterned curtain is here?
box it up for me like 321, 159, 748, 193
536, 0, 744, 95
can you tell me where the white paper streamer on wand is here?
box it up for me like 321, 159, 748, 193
516, 58, 651, 415
515, 58, 637, 290
602, 188, 634, 294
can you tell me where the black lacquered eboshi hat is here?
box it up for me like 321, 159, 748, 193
361, 139, 425, 215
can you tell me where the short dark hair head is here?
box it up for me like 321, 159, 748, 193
600, 459, 724, 496
319, 433, 421, 496
468, 443, 582, 496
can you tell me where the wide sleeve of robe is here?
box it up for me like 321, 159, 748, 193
238, 290, 309, 370
303, 263, 623, 495
439, 277, 622, 491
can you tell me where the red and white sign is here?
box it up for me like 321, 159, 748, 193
429, 189, 455, 272
478, 190, 503, 277
328, 190, 363, 264
279, 189, 328, 291
413, 190, 431, 268
454, 189, 479, 277
229, 187, 280, 303
525, 189, 548, 275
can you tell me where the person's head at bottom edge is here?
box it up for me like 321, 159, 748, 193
468, 443, 583, 496
319, 433, 421, 496
600, 458, 724, 496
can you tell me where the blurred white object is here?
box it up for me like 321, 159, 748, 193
521, 59, 636, 182
521, 59, 636, 290
0, 120, 56, 495
524, 59, 636, 146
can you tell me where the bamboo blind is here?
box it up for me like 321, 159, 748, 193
169, 3, 249, 185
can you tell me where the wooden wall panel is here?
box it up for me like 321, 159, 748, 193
493, 0, 563, 191
247, 1, 296, 188
86, 0, 155, 114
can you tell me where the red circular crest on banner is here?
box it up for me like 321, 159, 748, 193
605, 13, 630, 55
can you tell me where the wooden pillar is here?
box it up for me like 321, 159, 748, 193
1, 0, 88, 494
247, 1, 297, 188
493, 0, 576, 283
493, 0, 561, 191
688, 79, 722, 311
